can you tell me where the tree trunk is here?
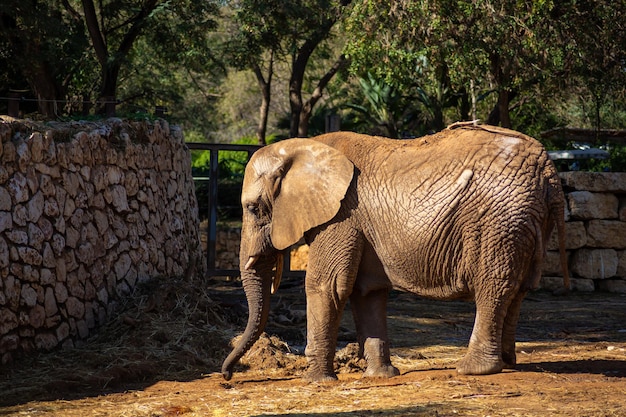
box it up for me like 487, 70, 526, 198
27, 61, 64, 118
498, 89, 511, 128
488, 52, 513, 128
297, 54, 349, 138
432, 105, 445, 132
81, 0, 107, 67
82, 0, 158, 116
289, 75, 304, 138
253, 50, 274, 146
288, 30, 330, 137
100, 64, 121, 115
458, 86, 471, 122
487, 89, 516, 128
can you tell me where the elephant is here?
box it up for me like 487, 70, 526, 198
221, 123, 569, 382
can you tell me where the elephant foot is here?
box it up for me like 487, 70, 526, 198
362, 338, 399, 378
363, 364, 400, 378
303, 369, 338, 382
304, 356, 337, 382
456, 353, 504, 375
502, 351, 517, 369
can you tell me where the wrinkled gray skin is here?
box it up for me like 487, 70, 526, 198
222, 124, 569, 382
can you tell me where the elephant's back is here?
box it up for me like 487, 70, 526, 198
313, 125, 550, 174
317, 126, 557, 297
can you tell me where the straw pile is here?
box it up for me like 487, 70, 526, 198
0, 275, 234, 406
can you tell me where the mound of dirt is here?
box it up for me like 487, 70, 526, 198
235, 333, 307, 375
233, 333, 367, 377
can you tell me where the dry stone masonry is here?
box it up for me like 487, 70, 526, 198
543, 172, 626, 293
0, 118, 203, 363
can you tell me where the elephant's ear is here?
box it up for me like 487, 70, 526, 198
267, 138, 354, 250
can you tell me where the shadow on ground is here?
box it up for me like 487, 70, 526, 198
1, 276, 625, 409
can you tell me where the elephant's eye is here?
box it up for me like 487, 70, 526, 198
246, 203, 260, 216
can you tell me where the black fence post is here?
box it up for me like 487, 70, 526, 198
8, 91, 20, 118
155, 106, 167, 117
82, 97, 92, 116
325, 113, 341, 132
207, 148, 219, 272
105, 96, 116, 117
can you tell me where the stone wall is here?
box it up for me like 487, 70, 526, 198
0, 118, 203, 363
210, 226, 308, 272
213, 172, 626, 294
543, 171, 626, 293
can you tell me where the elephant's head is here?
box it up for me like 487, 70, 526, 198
221, 138, 354, 380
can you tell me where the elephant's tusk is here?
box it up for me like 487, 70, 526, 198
244, 256, 259, 270
271, 253, 284, 294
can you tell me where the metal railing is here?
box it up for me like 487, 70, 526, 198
186, 142, 304, 279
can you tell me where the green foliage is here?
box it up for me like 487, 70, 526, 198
2, 0, 626, 154
604, 145, 626, 173
510, 91, 562, 139
99, 0, 224, 128
191, 135, 279, 178
342, 72, 428, 137
342, 0, 602, 132
191, 135, 282, 220
218, 136, 258, 178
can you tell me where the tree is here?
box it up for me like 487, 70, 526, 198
114, 1, 225, 134
0, 0, 87, 117
344, 0, 568, 129
286, 1, 351, 137
224, 0, 285, 144
225, 0, 352, 141
77, 0, 220, 114
556, 0, 626, 131
0, 0, 222, 120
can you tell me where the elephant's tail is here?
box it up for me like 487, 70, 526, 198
549, 170, 571, 295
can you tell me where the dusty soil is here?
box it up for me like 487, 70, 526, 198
1, 276, 625, 417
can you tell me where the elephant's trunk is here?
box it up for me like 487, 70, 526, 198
221, 261, 274, 380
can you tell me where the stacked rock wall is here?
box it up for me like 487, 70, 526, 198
209, 226, 308, 272
543, 172, 626, 293
0, 118, 203, 363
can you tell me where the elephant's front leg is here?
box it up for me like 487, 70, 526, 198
304, 284, 346, 381
303, 224, 359, 382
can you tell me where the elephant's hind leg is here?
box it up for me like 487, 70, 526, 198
351, 288, 400, 378
501, 290, 527, 369
350, 242, 399, 378
457, 311, 505, 375
457, 287, 515, 375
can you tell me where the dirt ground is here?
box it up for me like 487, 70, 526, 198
1, 275, 625, 417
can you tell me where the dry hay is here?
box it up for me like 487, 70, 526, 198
0, 276, 236, 406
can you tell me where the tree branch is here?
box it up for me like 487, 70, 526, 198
81, 0, 108, 67
305, 54, 349, 112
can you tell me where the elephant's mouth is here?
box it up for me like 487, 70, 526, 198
244, 252, 284, 294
